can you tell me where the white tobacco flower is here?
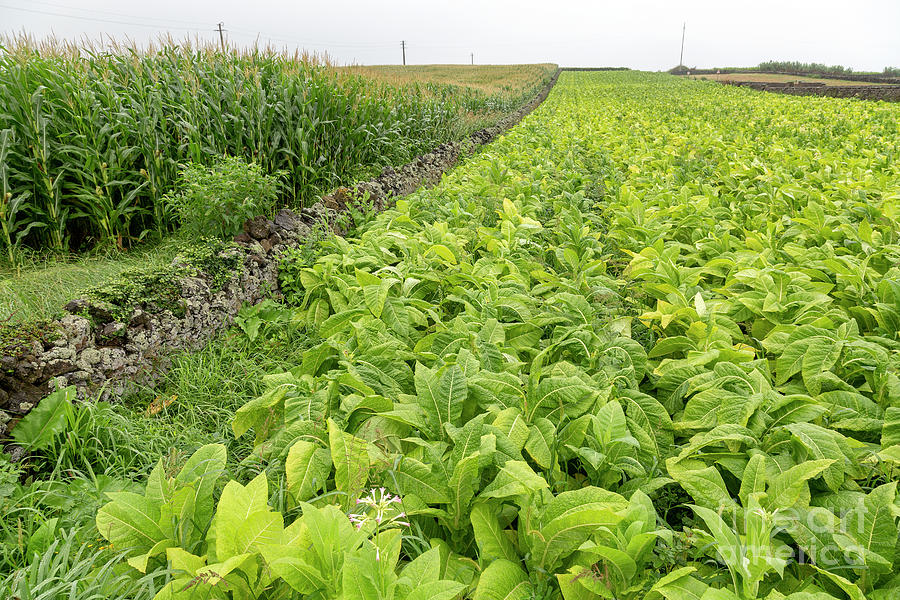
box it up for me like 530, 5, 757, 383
346, 487, 409, 532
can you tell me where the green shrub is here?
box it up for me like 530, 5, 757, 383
164, 157, 284, 239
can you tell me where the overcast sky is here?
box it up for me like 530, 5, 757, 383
2, 0, 898, 71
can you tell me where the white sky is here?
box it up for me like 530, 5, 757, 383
2, 0, 898, 71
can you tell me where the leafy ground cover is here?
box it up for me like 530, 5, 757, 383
4, 70, 900, 599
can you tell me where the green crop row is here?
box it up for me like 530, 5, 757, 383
7, 71, 900, 599
0, 40, 554, 255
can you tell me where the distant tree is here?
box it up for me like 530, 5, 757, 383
757, 61, 853, 75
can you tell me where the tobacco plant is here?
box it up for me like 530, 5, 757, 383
86, 71, 900, 599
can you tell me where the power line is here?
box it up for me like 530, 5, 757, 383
1, 6, 549, 60
20, 0, 211, 30
4, 0, 394, 49
226, 30, 396, 50
0, 3, 206, 31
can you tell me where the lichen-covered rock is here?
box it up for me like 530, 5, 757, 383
98, 321, 127, 346
273, 208, 300, 231
64, 298, 90, 315
98, 348, 127, 373
129, 309, 151, 329
244, 215, 274, 240
302, 202, 327, 221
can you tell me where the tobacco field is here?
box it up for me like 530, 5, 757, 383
6, 70, 900, 599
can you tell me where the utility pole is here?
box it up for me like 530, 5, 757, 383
471, 52, 474, 65
679, 22, 686, 67
401, 40, 406, 66
216, 22, 226, 51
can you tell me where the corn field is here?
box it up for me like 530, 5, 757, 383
0, 38, 551, 254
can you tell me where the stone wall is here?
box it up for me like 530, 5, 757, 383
725, 80, 900, 102
0, 69, 561, 439
675, 68, 900, 85
0, 206, 319, 436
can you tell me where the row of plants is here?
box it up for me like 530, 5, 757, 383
0, 38, 555, 254
5, 70, 900, 599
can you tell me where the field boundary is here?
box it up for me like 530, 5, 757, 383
720, 79, 900, 102
673, 67, 900, 85
559, 67, 630, 72
319, 68, 561, 215
0, 69, 561, 445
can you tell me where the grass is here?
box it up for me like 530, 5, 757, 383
687, 72, 891, 86
0, 529, 166, 600
0, 237, 185, 324
73, 322, 316, 478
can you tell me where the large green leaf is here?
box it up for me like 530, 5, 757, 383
666, 458, 738, 512
765, 459, 834, 509
646, 566, 709, 600
840, 481, 898, 577
801, 339, 843, 395
415, 362, 468, 439
530, 503, 622, 572
473, 559, 533, 600
776, 336, 829, 386
173, 443, 227, 542
285, 441, 332, 502
480, 460, 548, 500
526, 375, 595, 422
96, 492, 166, 553
524, 418, 556, 469
406, 581, 467, 600
395, 457, 451, 504
328, 419, 370, 506
211, 472, 272, 561
11, 386, 74, 450
232, 384, 289, 439
470, 502, 519, 563
446, 453, 481, 529
739, 453, 768, 507
784, 423, 845, 491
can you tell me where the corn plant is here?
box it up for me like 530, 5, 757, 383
0, 37, 555, 253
